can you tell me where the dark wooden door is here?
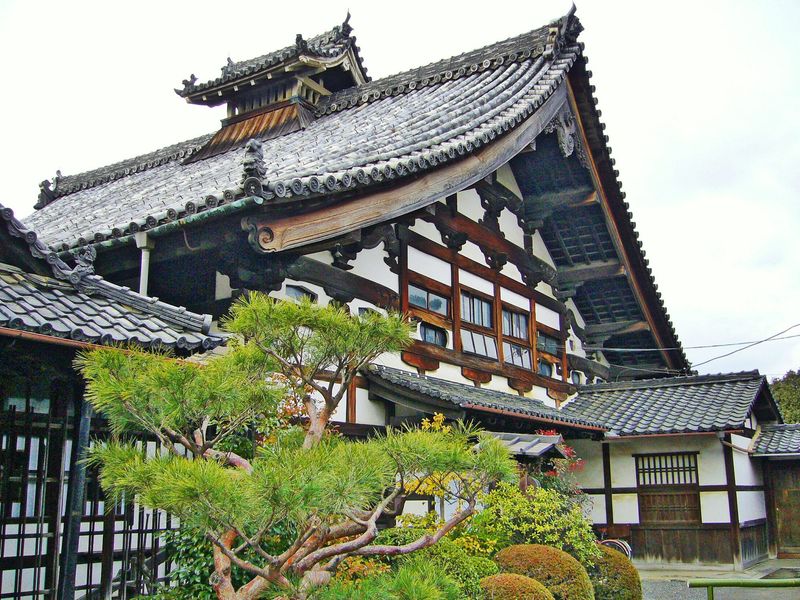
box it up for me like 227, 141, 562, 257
771, 461, 800, 556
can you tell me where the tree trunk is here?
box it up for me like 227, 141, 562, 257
212, 531, 238, 600
302, 405, 332, 448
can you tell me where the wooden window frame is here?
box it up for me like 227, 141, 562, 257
635, 452, 701, 525
419, 322, 447, 348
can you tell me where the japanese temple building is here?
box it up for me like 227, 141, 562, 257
8, 7, 799, 594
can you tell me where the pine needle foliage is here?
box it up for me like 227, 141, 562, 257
77, 296, 515, 600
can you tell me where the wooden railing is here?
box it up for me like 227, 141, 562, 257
688, 578, 800, 599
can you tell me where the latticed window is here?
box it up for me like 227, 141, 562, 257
635, 453, 700, 524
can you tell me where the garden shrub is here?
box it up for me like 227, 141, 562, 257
586, 544, 641, 600
315, 560, 460, 599
495, 544, 594, 600
372, 528, 498, 598
470, 482, 600, 563
479, 573, 555, 599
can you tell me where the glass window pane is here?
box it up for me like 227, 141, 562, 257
485, 335, 497, 359
461, 293, 471, 322
538, 360, 553, 377
429, 293, 448, 316
516, 314, 528, 340
409, 285, 427, 308
473, 332, 487, 355
461, 330, 474, 353
481, 300, 492, 328
502, 310, 512, 336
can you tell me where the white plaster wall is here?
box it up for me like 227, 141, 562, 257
460, 240, 489, 267
215, 271, 233, 300
409, 219, 445, 245
498, 207, 525, 248
428, 362, 472, 386
535, 281, 556, 299
701, 492, 731, 523
731, 434, 763, 486
482, 374, 511, 393
568, 439, 604, 489
354, 387, 385, 426
584, 494, 605, 524
408, 246, 451, 284
737, 491, 767, 523
495, 164, 523, 202
532, 230, 556, 269
565, 299, 587, 329
459, 269, 494, 296
349, 298, 387, 317
613, 494, 639, 524
531, 385, 555, 406
500, 287, 529, 311
402, 500, 430, 517
500, 261, 524, 283
535, 304, 561, 330
457, 188, 483, 221
347, 245, 398, 291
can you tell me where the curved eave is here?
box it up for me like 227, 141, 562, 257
566, 55, 689, 373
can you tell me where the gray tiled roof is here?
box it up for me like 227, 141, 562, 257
563, 371, 766, 436
366, 365, 604, 430
24, 15, 580, 250
0, 204, 223, 351
753, 424, 800, 455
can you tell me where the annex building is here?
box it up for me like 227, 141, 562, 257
6, 7, 799, 596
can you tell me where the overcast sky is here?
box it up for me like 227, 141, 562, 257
1, 0, 797, 378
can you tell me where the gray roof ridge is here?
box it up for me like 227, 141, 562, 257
1, 203, 221, 345
579, 370, 763, 393
36, 132, 214, 206
318, 9, 580, 117
762, 423, 800, 431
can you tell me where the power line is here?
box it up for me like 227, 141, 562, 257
691, 323, 800, 368
585, 333, 800, 353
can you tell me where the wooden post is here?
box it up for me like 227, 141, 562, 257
722, 434, 742, 568
57, 387, 92, 600
602, 442, 614, 525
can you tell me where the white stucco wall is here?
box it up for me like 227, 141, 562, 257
347, 245, 398, 291
409, 219, 444, 245
701, 492, 731, 523
354, 387, 385, 426
408, 246, 451, 285
737, 491, 767, 523
731, 434, 762, 486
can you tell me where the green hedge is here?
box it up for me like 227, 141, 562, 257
495, 544, 593, 600
479, 573, 555, 599
587, 545, 641, 600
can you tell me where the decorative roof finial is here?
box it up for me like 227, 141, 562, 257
295, 33, 308, 53
181, 74, 197, 92
241, 139, 267, 197
341, 11, 353, 36
69, 245, 97, 285
34, 170, 62, 210
222, 57, 236, 77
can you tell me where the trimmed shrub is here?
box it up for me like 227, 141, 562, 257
316, 561, 460, 599
587, 545, 641, 600
469, 483, 600, 563
479, 573, 555, 599
495, 544, 593, 600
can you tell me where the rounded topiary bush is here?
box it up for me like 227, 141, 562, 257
587, 545, 641, 600
480, 573, 555, 599
495, 544, 593, 600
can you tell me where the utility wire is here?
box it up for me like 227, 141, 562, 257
691, 323, 800, 368
585, 333, 800, 353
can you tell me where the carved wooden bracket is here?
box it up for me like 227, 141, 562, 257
462, 367, 492, 385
